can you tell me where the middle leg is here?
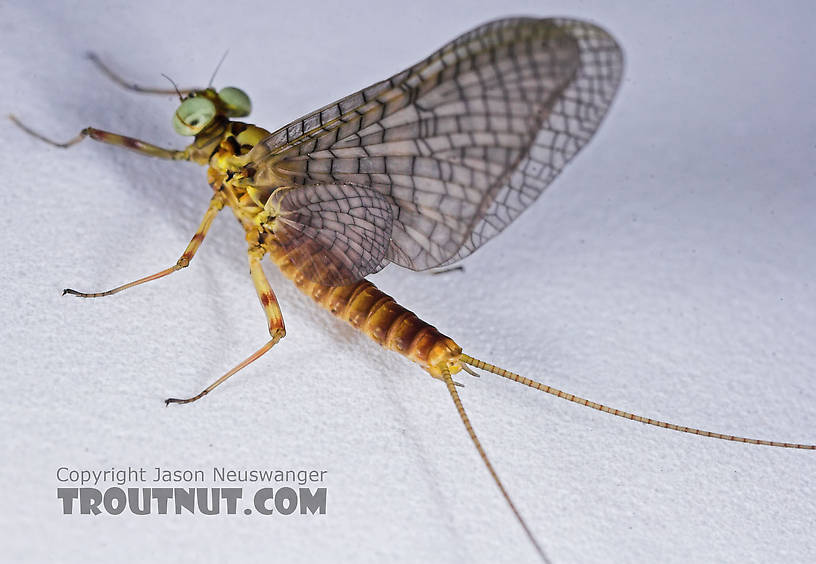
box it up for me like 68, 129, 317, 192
64, 192, 225, 298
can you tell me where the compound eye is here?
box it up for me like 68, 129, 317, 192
172, 96, 216, 136
218, 87, 251, 117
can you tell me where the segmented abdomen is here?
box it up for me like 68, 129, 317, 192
266, 239, 461, 374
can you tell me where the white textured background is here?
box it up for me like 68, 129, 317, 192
2, 1, 815, 563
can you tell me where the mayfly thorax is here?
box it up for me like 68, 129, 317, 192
11, 18, 815, 563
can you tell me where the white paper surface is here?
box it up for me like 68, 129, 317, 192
2, 1, 814, 563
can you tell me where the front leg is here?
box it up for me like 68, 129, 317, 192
165, 246, 286, 405
9, 115, 189, 160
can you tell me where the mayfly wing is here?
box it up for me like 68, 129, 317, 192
244, 17, 623, 283
271, 183, 394, 286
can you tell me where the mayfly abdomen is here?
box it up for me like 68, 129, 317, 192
267, 239, 462, 376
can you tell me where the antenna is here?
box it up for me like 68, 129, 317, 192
160, 74, 184, 101
208, 50, 230, 88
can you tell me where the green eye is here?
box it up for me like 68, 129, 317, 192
218, 87, 251, 117
172, 97, 216, 136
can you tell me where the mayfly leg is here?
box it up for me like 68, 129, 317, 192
439, 364, 551, 564
429, 265, 465, 276
85, 52, 196, 96
9, 51, 199, 156
165, 247, 286, 405
8, 115, 189, 160
62, 193, 224, 298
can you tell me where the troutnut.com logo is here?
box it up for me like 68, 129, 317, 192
56, 466, 327, 516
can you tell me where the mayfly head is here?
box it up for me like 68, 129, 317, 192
172, 87, 252, 136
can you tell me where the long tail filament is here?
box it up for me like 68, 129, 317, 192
460, 354, 815, 450
439, 365, 552, 564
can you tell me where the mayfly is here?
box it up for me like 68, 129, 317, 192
12, 17, 814, 563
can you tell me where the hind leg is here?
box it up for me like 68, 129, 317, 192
165, 246, 285, 405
